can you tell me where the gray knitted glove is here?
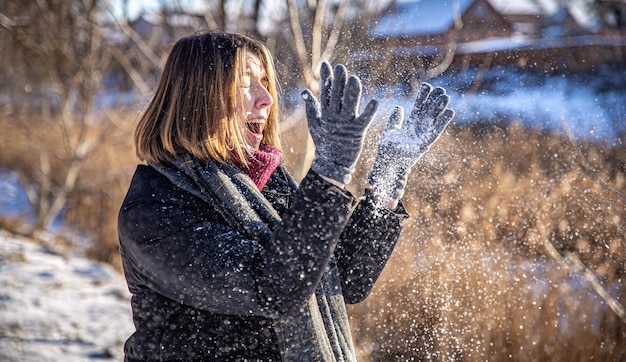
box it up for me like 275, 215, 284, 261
368, 82, 455, 200
301, 62, 378, 184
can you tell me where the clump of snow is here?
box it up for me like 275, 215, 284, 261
0, 230, 133, 362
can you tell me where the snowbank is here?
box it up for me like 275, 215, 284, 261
0, 230, 134, 362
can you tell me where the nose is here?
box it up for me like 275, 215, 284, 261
255, 84, 273, 109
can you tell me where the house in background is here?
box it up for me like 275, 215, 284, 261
488, 0, 598, 37
361, 0, 622, 80
369, 0, 511, 52
361, 0, 513, 83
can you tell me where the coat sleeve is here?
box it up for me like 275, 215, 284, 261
253, 171, 356, 316
334, 189, 409, 304
118, 168, 355, 319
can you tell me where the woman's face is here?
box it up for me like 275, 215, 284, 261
238, 53, 274, 150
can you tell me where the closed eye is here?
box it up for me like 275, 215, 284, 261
261, 76, 270, 88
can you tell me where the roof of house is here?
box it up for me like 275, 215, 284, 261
489, 0, 598, 31
487, 0, 557, 15
371, 0, 475, 38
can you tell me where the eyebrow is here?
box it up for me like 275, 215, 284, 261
246, 65, 267, 77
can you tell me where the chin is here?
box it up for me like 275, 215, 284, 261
245, 133, 263, 151
246, 139, 262, 151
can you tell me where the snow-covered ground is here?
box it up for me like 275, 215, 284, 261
443, 65, 626, 142
367, 64, 626, 144
0, 230, 134, 362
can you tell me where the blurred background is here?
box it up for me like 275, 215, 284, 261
0, 0, 625, 360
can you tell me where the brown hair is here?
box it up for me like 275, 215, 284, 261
134, 31, 281, 165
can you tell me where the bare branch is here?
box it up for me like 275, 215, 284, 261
310, 0, 327, 67
287, 0, 316, 90
318, 0, 349, 65
0, 12, 16, 29
427, 0, 462, 78
102, 0, 164, 69
109, 46, 153, 97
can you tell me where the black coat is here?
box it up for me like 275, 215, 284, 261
118, 164, 407, 361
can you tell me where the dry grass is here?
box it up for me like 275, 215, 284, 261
346, 122, 626, 361
2, 111, 625, 360
0, 110, 139, 270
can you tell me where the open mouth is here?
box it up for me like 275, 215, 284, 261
246, 120, 265, 135
247, 121, 262, 134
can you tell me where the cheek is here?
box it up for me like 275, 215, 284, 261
238, 90, 254, 112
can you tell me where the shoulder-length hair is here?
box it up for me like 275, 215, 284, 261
134, 31, 281, 166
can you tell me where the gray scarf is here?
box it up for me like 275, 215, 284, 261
150, 154, 357, 362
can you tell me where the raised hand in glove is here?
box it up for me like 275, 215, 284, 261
368, 82, 455, 202
301, 61, 378, 185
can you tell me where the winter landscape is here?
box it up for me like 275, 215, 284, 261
1, 0, 625, 361
1, 63, 625, 361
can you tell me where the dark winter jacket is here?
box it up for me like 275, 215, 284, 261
118, 157, 408, 361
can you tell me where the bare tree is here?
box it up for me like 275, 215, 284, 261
0, 0, 114, 234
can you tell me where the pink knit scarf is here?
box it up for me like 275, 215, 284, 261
231, 145, 281, 191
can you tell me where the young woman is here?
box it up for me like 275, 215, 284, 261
118, 31, 454, 361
